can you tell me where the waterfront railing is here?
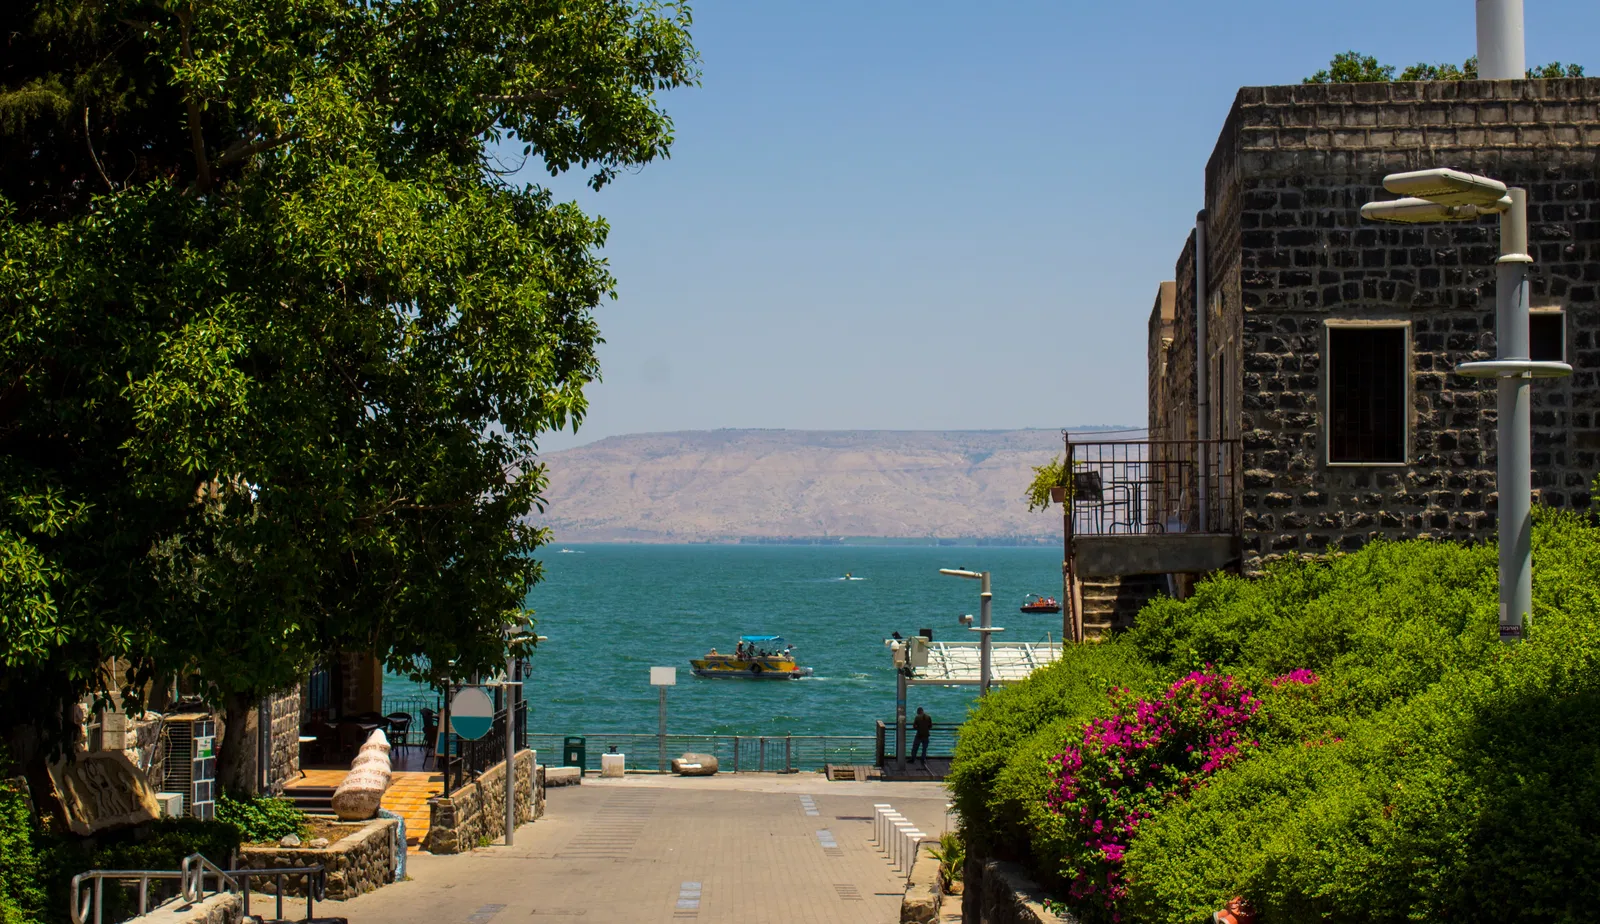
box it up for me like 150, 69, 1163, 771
525, 732, 876, 773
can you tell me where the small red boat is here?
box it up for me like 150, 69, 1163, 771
1021, 593, 1061, 614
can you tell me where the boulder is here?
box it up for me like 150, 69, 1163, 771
671, 753, 719, 776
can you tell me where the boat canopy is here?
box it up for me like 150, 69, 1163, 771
739, 634, 785, 642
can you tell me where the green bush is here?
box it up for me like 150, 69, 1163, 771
0, 776, 45, 924
1123, 512, 1600, 924
951, 511, 1600, 923
216, 792, 307, 844
947, 638, 1159, 865
30, 819, 241, 924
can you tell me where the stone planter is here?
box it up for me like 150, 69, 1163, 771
961, 857, 1073, 924
236, 817, 398, 901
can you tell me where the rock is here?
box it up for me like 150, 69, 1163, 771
671, 753, 719, 776
279, 833, 302, 847
309, 837, 330, 848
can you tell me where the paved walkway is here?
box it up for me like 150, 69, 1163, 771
332, 774, 951, 924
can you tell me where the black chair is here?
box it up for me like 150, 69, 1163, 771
420, 708, 439, 762
385, 712, 413, 747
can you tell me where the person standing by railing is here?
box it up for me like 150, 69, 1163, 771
910, 707, 932, 765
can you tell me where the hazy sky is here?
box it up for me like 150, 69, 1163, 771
525, 0, 1600, 452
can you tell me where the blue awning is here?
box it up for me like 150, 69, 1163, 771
740, 635, 784, 642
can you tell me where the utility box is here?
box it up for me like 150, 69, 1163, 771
908, 635, 931, 669
155, 793, 184, 818
563, 736, 586, 769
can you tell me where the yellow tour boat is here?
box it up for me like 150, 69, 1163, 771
691, 635, 814, 680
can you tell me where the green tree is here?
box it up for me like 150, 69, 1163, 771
1308, 51, 1583, 83
0, 0, 697, 789
1305, 51, 1395, 84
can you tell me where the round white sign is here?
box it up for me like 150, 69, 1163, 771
449, 686, 495, 740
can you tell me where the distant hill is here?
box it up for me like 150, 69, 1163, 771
532, 428, 1134, 542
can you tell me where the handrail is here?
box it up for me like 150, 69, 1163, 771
70, 870, 184, 924
70, 855, 327, 924
179, 853, 236, 903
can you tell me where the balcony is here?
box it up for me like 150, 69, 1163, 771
1064, 437, 1242, 577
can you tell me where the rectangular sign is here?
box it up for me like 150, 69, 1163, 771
650, 666, 677, 686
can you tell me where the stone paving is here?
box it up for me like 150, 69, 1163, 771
296, 768, 440, 851
330, 774, 951, 924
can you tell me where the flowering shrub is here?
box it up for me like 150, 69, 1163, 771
1045, 670, 1316, 921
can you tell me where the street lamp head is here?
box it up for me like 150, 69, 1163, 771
1383, 168, 1508, 207
1360, 197, 1504, 224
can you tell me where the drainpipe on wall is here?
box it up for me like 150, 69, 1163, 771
1195, 211, 1209, 533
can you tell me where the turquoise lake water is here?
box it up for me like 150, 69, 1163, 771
382, 544, 1066, 738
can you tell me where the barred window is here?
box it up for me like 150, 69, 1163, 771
1328, 326, 1407, 464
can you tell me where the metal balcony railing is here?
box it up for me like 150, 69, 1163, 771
1064, 437, 1241, 538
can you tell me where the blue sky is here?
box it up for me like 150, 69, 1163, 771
525, 0, 1600, 451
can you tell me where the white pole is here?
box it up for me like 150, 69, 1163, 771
979, 571, 992, 694
658, 685, 668, 772
1497, 189, 1534, 641
1477, 0, 1526, 79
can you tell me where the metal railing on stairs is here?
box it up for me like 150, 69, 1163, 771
70, 853, 327, 924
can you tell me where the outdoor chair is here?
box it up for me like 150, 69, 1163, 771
385, 712, 413, 748
421, 708, 439, 766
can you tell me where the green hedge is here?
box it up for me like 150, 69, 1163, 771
949, 511, 1600, 923
0, 783, 240, 924
0, 777, 44, 924
947, 638, 1158, 872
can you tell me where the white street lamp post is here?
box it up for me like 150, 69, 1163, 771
940, 569, 998, 692
1362, 169, 1571, 641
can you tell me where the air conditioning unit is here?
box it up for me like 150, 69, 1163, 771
160, 713, 217, 821
155, 792, 184, 818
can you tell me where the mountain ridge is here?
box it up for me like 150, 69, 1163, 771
532, 427, 1136, 542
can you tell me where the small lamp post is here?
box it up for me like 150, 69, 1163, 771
940, 569, 1000, 691
1362, 168, 1572, 641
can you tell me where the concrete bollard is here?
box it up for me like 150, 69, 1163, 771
880, 811, 907, 857
892, 821, 917, 871
901, 830, 925, 881
871, 804, 892, 846
600, 752, 625, 778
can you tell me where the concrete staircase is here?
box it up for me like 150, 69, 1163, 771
1078, 574, 1167, 637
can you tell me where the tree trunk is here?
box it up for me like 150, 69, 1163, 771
216, 692, 257, 795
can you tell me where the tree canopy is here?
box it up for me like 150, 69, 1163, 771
0, 0, 697, 785
1306, 50, 1583, 84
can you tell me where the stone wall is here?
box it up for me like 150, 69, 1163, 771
425, 750, 544, 854
237, 817, 398, 901
1160, 78, 1600, 572
960, 858, 1073, 924
267, 689, 300, 794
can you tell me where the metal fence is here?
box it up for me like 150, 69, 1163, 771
874, 721, 961, 765
525, 732, 876, 773
443, 701, 527, 792
1066, 437, 1241, 536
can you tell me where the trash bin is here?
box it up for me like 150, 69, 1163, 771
563, 736, 586, 769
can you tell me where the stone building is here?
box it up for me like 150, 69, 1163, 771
1071, 77, 1600, 633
